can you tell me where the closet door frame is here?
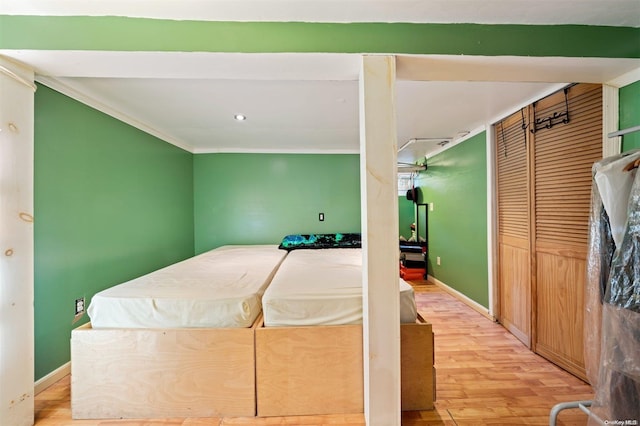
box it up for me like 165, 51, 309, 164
526, 103, 538, 353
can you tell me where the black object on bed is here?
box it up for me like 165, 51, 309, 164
278, 233, 361, 251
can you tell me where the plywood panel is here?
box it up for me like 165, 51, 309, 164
71, 323, 257, 419
255, 321, 434, 417
255, 324, 364, 417
401, 319, 435, 411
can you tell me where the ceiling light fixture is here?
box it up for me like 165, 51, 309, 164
234, 114, 247, 121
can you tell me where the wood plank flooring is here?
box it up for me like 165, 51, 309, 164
35, 283, 594, 425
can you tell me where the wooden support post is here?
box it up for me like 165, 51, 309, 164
359, 55, 401, 426
602, 85, 620, 157
0, 56, 36, 426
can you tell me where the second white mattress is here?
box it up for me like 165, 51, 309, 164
88, 245, 288, 329
262, 248, 417, 326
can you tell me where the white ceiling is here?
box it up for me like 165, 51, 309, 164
2, 1, 639, 162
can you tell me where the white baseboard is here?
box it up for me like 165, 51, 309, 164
427, 275, 495, 322
35, 362, 70, 395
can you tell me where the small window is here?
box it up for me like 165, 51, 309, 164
398, 173, 413, 196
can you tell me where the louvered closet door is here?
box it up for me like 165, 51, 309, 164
496, 110, 531, 347
532, 84, 602, 381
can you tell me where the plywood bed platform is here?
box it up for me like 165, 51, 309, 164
255, 313, 435, 417
72, 313, 434, 420
70, 242, 435, 420
70, 314, 262, 419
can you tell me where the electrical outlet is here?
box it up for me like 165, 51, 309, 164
75, 297, 85, 316
436, 256, 441, 266
319, 213, 324, 222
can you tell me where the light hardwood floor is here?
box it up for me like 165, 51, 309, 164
35, 283, 594, 425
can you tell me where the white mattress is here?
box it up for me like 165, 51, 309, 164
262, 248, 417, 327
88, 245, 288, 329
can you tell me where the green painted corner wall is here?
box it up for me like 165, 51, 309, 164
34, 84, 195, 380
417, 132, 489, 307
620, 80, 640, 152
193, 153, 361, 253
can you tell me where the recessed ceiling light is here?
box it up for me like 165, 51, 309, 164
234, 114, 247, 121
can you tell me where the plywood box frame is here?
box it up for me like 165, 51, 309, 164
70, 315, 261, 419
255, 314, 435, 417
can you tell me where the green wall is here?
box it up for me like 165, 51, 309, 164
620, 80, 640, 152
1, 17, 638, 57
193, 153, 360, 253
34, 85, 195, 380
417, 132, 488, 307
